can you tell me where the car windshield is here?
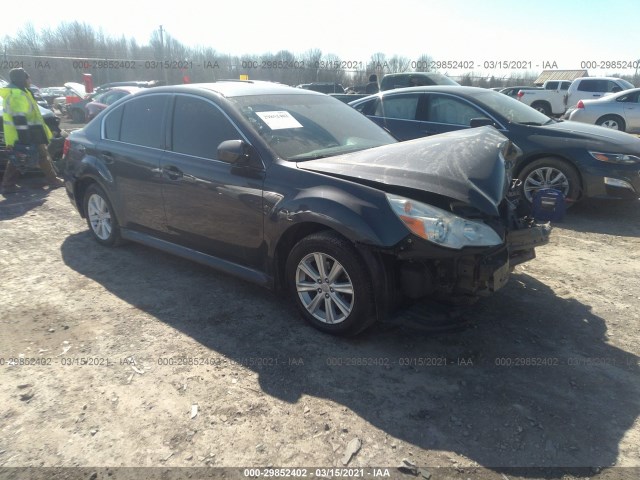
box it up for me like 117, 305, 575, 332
618, 79, 635, 90
230, 93, 396, 160
472, 90, 552, 125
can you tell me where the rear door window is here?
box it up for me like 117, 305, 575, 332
577, 79, 606, 92
374, 93, 421, 120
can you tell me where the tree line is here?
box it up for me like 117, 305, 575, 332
1, 22, 636, 89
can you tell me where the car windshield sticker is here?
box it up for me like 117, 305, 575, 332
256, 111, 303, 130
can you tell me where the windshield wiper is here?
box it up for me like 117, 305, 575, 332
290, 153, 331, 161
517, 121, 544, 126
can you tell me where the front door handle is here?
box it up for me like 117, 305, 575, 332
163, 166, 184, 180
100, 151, 114, 164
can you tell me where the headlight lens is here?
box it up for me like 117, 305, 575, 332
386, 194, 503, 249
589, 152, 640, 164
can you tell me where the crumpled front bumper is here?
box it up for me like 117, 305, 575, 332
394, 222, 551, 299
507, 222, 552, 267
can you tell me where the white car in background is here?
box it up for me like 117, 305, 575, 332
567, 87, 640, 133
565, 77, 635, 110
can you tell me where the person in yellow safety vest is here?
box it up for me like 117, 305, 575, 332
1, 68, 64, 195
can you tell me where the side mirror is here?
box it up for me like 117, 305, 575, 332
470, 118, 495, 128
217, 139, 249, 164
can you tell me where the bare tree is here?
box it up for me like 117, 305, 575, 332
387, 55, 411, 73
413, 53, 433, 72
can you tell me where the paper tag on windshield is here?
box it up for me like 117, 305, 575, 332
256, 111, 303, 130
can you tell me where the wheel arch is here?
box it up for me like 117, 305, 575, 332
273, 222, 394, 323
596, 114, 625, 130
514, 153, 583, 184
530, 100, 551, 113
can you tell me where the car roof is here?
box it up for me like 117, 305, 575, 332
352, 85, 491, 102
108, 86, 142, 94
573, 76, 629, 82
136, 81, 325, 98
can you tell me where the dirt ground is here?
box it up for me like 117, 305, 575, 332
1, 157, 639, 479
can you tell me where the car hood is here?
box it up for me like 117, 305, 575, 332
64, 82, 87, 97
540, 120, 640, 153
297, 126, 514, 216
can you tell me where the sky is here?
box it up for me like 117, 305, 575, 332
3, 0, 640, 77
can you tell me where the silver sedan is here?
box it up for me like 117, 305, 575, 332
567, 88, 640, 133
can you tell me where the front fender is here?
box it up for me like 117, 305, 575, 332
266, 186, 408, 258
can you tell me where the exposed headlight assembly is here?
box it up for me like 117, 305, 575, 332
386, 194, 503, 249
589, 152, 640, 164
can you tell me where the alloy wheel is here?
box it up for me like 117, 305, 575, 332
87, 193, 112, 241
295, 252, 355, 324
523, 167, 570, 203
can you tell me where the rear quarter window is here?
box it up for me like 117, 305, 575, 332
119, 95, 168, 149
103, 105, 123, 141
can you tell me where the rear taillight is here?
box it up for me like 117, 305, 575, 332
62, 138, 70, 157
576, 100, 585, 109
517, 90, 524, 98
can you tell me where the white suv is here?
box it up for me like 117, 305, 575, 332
565, 77, 635, 110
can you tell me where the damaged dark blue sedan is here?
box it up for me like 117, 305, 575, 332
62, 81, 549, 336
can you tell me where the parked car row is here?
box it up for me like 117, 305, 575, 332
514, 77, 635, 117
61, 81, 552, 336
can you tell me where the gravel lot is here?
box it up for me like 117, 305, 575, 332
1, 141, 639, 479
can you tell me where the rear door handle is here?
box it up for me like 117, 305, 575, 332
163, 166, 183, 180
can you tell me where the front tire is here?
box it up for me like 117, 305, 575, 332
84, 184, 122, 246
518, 157, 581, 207
596, 115, 626, 132
285, 231, 376, 336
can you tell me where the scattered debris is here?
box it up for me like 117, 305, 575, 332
58, 345, 71, 356
191, 404, 198, 419
131, 365, 144, 375
341, 437, 361, 465
304, 406, 310, 414
90, 429, 98, 436
17, 384, 32, 390
19, 391, 34, 402
398, 458, 418, 476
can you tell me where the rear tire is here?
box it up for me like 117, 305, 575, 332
84, 184, 122, 247
596, 115, 626, 132
531, 101, 552, 116
285, 231, 376, 336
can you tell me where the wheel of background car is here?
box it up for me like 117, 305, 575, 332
596, 115, 626, 132
71, 109, 85, 124
84, 184, 122, 247
531, 101, 551, 116
518, 157, 581, 207
285, 231, 376, 336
